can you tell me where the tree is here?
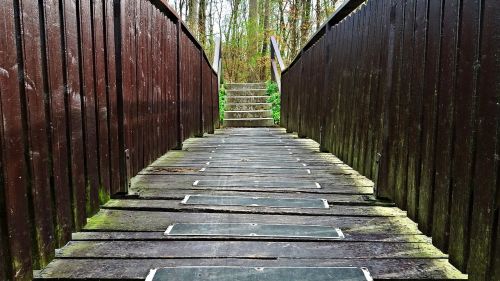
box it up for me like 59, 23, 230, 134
167, 0, 339, 82
187, 0, 199, 35
198, 0, 207, 45
260, 0, 270, 80
300, 0, 312, 47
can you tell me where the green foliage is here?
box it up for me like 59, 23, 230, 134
266, 81, 280, 124
219, 85, 226, 123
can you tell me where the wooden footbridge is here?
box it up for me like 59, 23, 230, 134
0, 0, 499, 280
33, 127, 465, 280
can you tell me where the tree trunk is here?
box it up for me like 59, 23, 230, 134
290, 0, 300, 57
198, 0, 206, 45
187, 0, 199, 35
300, 0, 312, 47
260, 0, 270, 80
315, 0, 322, 30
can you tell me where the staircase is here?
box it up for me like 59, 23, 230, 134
223, 83, 274, 127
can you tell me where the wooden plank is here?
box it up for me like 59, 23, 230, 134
79, 0, 100, 215
102, 199, 403, 217
432, 0, 461, 252
0, 2, 30, 278
61, 0, 87, 230
92, 0, 111, 203
71, 231, 430, 243
417, 0, 443, 235
83, 209, 421, 234
447, 0, 481, 272
42, 0, 72, 253
55, 240, 448, 259
34, 258, 467, 280
115, 190, 385, 204
18, 0, 54, 270
104, 0, 121, 194
467, 0, 500, 278
405, 0, 428, 221
394, 0, 416, 211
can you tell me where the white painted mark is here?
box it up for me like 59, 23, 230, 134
181, 195, 191, 204
315, 182, 321, 189
145, 269, 158, 281
336, 228, 345, 239
322, 199, 330, 209
362, 267, 374, 281
164, 225, 174, 235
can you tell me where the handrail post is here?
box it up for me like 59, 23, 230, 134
270, 36, 285, 92
212, 37, 222, 128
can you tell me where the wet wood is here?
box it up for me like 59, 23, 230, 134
71, 231, 430, 243
56, 240, 448, 259
0, 1, 32, 278
0, 0, 217, 278
467, 0, 500, 279
35, 258, 465, 280
36, 128, 465, 279
102, 199, 403, 216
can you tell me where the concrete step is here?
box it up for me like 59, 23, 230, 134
225, 103, 272, 111
226, 96, 269, 104
226, 89, 267, 96
225, 82, 266, 90
223, 118, 275, 127
224, 110, 273, 119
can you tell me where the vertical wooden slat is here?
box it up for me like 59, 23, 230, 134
448, 0, 481, 271
41, 0, 72, 253
468, 0, 500, 278
0, 90, 8, 280
61, 0, 87, 231
0, 1, 32, 278
78, 0, 100, 215
406, 0, 428, 222
104, 0, 120, 194
18, 0, 53, 270
417, 0, 443, 235
432, 0, 461, 252
92, 0, 110, 202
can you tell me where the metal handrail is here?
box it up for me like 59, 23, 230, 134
270, 36, 285, 92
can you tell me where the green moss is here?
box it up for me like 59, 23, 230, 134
85, 182, 92, 215
98, 186, 111, 205
84, 210, 118, 230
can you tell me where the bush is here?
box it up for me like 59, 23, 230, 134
219, 85, 226, 123
266, 81, 280, 124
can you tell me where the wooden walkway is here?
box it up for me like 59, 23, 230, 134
35, 128, 466, 280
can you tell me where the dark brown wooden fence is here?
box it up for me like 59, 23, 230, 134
0, 0, 218, 279
281, 0, 499, 280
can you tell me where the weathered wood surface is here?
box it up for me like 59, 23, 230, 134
282, 0, 499, 278
36, 128, 466, 280
0, 0, 218, 278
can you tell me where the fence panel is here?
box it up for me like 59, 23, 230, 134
0, 0, 218, 279
281, 0, 500, 279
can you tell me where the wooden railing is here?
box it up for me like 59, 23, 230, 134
0, 0, 218, 279
281, 0, 500, 280
270, 36, 285, 92
212, 36, 222, 128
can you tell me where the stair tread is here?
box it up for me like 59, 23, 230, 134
224, 118, 274, 121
